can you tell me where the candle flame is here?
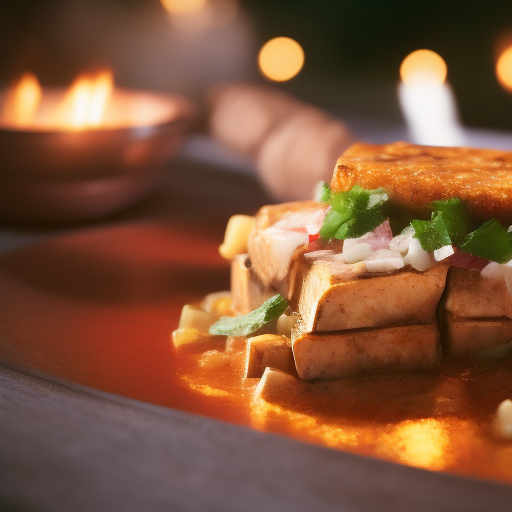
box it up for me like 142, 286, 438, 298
400, 49, 447, 86
496, 46, 512, 92
258, 37, 305, 82
55, 70, 114, 130
1, 73, 42, 127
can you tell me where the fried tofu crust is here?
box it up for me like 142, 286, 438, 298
254, 200, 321, 230
292, 322, 441, 381
443, 267, 512, 319
231, 254, 276, 314
296, 255, 448, 332
331, 142, 512, 225
443, 314, 512, 358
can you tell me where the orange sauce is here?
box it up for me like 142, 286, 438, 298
0, 219, 511, 485
175, 342, 512, 484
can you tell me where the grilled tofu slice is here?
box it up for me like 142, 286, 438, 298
294, 252, 448, 333
441, 267, 512, 357
292, 321, 441, 381
231, 254, 276, 314
443, 267, 512, 319
443, 314, 512, 357
254, 200, 322, 230
330, 142, 512, 226
244, 334, 296, 378
247, 201, 327, 298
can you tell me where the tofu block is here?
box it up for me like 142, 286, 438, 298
231, 254, 276, 314
254, 367, 308, 401
247, 201, 328, 298
444, 267, 512, 319
443, 313, 512, 358
330, 141, 512, 226
296, 255, 448, 332
254, 200, 321, 230
292, 322, 440, 381
245, 334, 296, 378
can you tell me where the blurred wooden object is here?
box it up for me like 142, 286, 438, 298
208, 82, 355, 201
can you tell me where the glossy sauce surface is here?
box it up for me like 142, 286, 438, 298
0, 218, 511, 485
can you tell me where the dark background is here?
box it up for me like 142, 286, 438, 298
1, 0, 512, 130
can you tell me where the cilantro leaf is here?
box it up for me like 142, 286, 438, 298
315, 181, 332, 203
320, 186, 389, 241
209, 294, 288, 337
430, 198, 469, 246
411, 213, 452, 252
460, 219, 512, 263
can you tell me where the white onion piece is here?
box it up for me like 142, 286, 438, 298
342, 242, 374, 263
304, 249, 336, 260
275, 207, 327, 231
482, 260, 512, 297
434, 245, 454, 261
353, 220, 393, 250
365, 249, 404, 273
262, 227, 309, 281
368, 191, 388, 209
305, 208, 328, 235
389, 227, 414, 255
481, 261, 504, 279
403, 238, 435, 271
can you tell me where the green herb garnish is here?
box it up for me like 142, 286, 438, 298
430, 198, 469, 246
319, 209, 349, 240
411, 212, 452, 252
315, 181, 332, 203
460, 219, 512, 263
209, 294, 289, 337
319, 185, 388, 241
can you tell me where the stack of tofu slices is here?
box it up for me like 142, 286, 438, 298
230, 142, 512, 381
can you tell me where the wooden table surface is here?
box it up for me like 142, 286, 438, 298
1, 155, 512, 512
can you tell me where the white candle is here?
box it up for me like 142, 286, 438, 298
398, 49, 465, 147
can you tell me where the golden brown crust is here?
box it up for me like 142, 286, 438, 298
254, 200, 320, 230
330, 141, 512, 225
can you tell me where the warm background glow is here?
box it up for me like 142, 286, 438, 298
1, 73, 42, 127
160, 0, 206, 15
496, 46, 512, 92
56, 70, 114, 130
400, 49, 447, 86
258, 37, 305, 82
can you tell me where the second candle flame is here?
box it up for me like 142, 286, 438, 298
56, 70, 114, 130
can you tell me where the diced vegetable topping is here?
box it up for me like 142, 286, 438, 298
172, 328, 218, 349
411, 213, 452, 252
209, 294, 289, 337
315, 181, 332, 203
319, 185, 388, 241
430, 198, 469, 246
460, 219, 512, 264
219, 215, 255, 260
179, 305, 220, 332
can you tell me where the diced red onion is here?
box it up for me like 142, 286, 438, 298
353, 220, 393, 251
448, 249, 489, 271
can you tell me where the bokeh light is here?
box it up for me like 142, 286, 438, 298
496, 46, 512, 92
1, 73, 42, 127
160, 0, 206, 15
400, 49, 447, 86
258, 37, 305, 82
